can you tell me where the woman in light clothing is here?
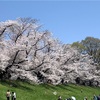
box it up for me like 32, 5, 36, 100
6, 90, 11, 100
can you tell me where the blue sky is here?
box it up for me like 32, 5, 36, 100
0, 1, 100, 44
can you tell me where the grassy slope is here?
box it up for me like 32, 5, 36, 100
0, 80, 100, 100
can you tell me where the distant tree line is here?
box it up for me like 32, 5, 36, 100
72, 37, 100, 65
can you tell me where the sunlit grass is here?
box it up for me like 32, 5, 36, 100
0, 80, 100, 100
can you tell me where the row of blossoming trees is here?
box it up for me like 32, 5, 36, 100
0, 18, 99, 85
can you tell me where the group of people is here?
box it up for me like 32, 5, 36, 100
58, 94, 100, 100
58, 96, 76, 100
6, 90, 16, 100
93, 94, 100, 100
5, 89, 100, 100
84, 94, 100, 100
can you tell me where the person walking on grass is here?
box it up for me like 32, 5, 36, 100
12, 92, 14, 100
6, 90, 11, 100
13, 92, 16, 100
12, 92, 16, 100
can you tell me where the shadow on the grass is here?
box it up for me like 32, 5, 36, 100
40, 83, 58, 90
0, 80, 33, 91
40, 83, 76, 93
56, 84, 75, 92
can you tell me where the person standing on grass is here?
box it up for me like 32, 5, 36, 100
12, 92, 16, 100
12, 92, 14, 100
6, 90, 11, 100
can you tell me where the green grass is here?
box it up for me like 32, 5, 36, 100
0, 80, 100, 100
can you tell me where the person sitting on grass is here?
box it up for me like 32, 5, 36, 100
65, 98, 71, 100
84, 97, 88, 100
93, 94, 98, 100
58, 96, 62, 100
71, 96, 76, 100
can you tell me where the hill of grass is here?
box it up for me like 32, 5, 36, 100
0, 80, 100, 100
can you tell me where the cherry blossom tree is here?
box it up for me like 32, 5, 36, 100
0, 18, 100, 86
0, 18, 61, 81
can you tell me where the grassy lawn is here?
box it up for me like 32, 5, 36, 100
0, 80, 100, 100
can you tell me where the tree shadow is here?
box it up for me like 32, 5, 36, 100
67, 84, 83, 91
56, 84, 75, 92
40, 83, 58, 90
0, 80, 33, 92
